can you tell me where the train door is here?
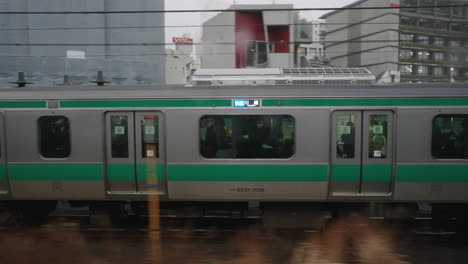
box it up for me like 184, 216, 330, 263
0, 112, 8, 197
330, 110, 394, 197
105, 112, 165, 195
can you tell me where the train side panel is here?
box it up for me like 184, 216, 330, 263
6, 110, 105, 200
165, 108, 331, 201
395, 107, 468, 202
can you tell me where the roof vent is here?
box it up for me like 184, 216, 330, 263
187, 67, 375, 86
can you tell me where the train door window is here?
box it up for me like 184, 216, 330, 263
111, 116, 129, 158
336, 114, 356, 159
432, 115, 467, 159
368, 114, 388, 159
200, 115, 295, 159
38, 116, 70, 158
141, 115, 159, 158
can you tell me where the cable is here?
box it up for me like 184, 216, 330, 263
0, 5, 465, 14
0, 50, 407, 58
0, 40, 439, 47
0, 22, 403, 31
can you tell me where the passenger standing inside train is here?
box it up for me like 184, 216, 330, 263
340, 121, 355, 158
369, 119, 387, 158
253, 119, 273, 158
204, 119, 218, 158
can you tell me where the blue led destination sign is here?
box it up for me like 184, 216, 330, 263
234, 99, 260, 107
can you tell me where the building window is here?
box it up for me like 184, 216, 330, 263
419, 0, 434, 15
417, 65, 428, 75
451, 24, 463, 32
419, 21, 433, 29
200, 115, 295, 159
247, 41, 268, 67
39, 116, 71, 158
433, 66, 445, 76
417, 35, 430, 45
432, 115, 467, 159
436, 0, 450, 17
417, 51, 430, 60
449, 54, 460, 63
399, 49, 414, 59
399, 64, 413, 74
434, 52, 445, 61
433, 37, 445, 46
400, 33, 414, 42
450, 67, 460, 77
436, 23, 450, 31
401, 0, 418, 13
450, 40, 461, 47
452, 6, 465, 18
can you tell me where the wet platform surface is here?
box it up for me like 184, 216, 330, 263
2, 216, 468, 264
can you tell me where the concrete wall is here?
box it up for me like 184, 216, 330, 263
323, 0, 400, 77
0, 0, 165, 85
200, 12, 235, 68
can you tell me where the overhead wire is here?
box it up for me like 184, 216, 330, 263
0, 4, 465, 14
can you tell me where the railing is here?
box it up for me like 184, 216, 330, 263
0, 56, 162, 86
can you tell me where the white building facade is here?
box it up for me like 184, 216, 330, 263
165, 35, 198, 84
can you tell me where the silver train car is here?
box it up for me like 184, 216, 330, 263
0, 83, 467, 220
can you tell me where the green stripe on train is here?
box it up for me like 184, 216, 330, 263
363, 164, 392, 182
107, 163, 165, 181
0, 101, 46, 108
60, 99, 232, 108
263, 98, 468, 107
6, 163, 468, 183
167, 164, 328, 182
331, 164, 392, 182
331, 165, 360, 182
9, 164, 103, 181
397, 165, 468, 182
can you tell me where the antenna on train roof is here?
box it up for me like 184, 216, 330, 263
90, 71, 110, 86
9, 72, 33, 88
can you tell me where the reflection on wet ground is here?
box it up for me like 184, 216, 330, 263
1, 216, 468, 264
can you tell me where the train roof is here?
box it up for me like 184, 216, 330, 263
0, 83, 467, 100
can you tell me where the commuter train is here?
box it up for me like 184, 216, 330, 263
0, 78, 467, 221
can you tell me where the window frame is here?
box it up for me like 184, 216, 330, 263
199, 114, 296, 160
110, 115, 130, 158
38, 115, 71, 159
431, 114, 467, 160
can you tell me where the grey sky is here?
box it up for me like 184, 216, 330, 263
165, 0, 356, 43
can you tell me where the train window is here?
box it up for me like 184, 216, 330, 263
111, 116, 129, 158
368, 114, 388, 159
200, 115, 295, 159
432, 115, 467, 159
336, 114, 355, 159
141, 115, 159, 158
38, 116, 70, 158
